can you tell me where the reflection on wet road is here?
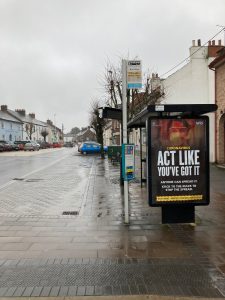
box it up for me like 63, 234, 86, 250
0, 148, 72, 188
0, 150, 224, 297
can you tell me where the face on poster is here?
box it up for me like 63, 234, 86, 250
148, 117, 209, 206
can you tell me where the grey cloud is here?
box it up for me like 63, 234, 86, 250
0, 0, 224, 131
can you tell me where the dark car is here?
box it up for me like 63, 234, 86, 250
0, 140, 12, 151
78, 141, 108, 154
64, 142, 74, 147
8, 141, 20, 151
39, 141, 52, 149
0, 143, 4, 152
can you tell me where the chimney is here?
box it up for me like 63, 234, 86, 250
29, 113, 35, 119
208, 39, 224, 57
47, 119, 53, 125
1, 105, 8, 111
192, 40, 196, 46
197, 39, 201, 46
15, 109, 26, 116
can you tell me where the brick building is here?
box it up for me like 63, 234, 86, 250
76, 127, 96, 143
209, 47, 225, 164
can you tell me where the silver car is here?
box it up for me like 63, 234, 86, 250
24, 142, 40, 151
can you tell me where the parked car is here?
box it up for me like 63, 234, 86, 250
0, 140, 12, 151
14, 140, 28, 150
52, 142, 62, 148
8, 141, 20, 151
78, 141, 108, 154
24, 141, 40, 151
64, 142, 74, 147
39, 141, 52, 149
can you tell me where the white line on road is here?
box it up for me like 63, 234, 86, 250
0, 153, 69, 191
79, 158, 95, 216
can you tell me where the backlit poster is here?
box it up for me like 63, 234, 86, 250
148, 117, 209, 206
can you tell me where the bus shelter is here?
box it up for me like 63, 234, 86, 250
127, 104, 217, 223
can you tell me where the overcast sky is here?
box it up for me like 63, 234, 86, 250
0, 0, 224, 132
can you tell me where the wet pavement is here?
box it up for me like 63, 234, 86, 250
0, 149, 224, 297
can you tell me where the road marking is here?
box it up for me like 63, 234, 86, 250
79, 158, 95, 216
0, 153, 69, 191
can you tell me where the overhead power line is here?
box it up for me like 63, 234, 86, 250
160, 27, 225, 78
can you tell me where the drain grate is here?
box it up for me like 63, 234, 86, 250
62, 211, 79, 215
25, 179, 43, 182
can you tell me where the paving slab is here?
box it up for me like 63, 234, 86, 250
0, 152, 224, 297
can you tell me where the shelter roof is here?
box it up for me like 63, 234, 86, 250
127, 104, 218, 128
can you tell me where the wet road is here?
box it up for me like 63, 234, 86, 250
0, 149, 224, 297
0, 148, 72, 187
0, 147, 94, 216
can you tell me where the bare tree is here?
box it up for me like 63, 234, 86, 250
102, 60, 164, 120
103, 61, 122, 108
89, 100, 106, 158
25, 123, 35, 140
41, 128, 49, 141
70, 127, 80, 135
128, 72, 165, 118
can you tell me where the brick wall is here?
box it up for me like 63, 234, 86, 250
216, 63, 225, 163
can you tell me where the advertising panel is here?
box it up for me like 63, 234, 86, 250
148, 116, 209, 206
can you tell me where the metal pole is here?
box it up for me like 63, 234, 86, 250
122, 59, 129, 224
140, 127, 143, 187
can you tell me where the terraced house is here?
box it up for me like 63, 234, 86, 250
0, 105, 63, 143
0, 106, 23, 141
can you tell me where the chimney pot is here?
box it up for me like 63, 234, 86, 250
192, 40, 196, 46
197, 39, 201, 46
208, 41, 211, 46
29, 113, 35, 119
218, 39, 222, 46
15, 109, 26, 116
212, 40, 215, 46
1, 105, 8, 111
47, 119, 53, 125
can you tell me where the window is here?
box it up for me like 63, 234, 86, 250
1, 121, 4, 129
9, 134, 12, 141
10, 123, 13, 129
